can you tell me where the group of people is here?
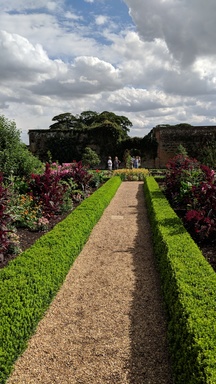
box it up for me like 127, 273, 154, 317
107, 155, 141, 170
107, 156, 120, 170
131, 156, 141, 169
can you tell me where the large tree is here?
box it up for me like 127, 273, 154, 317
49, 110, 132, 140
48, 111, 132, 163
94, 111, 132, 136
79, 111, 98, 127
49, 113, 78, 130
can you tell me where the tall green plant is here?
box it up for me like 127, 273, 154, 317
199, 142, 216, 169
0, 115, 43, 178
82, 147, 100, 168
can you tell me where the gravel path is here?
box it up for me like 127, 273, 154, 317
7, 182, 174, 384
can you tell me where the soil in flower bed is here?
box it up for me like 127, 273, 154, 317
0, 210, 73, 269
199, 243, 216, 272
1, 187, 97, 269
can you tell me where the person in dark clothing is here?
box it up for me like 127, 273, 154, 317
114, 156, 120, 170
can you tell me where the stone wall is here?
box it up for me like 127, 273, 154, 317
151, 125, 216, 168
28, 125, 216, 168
28, 127, 128, 167
29, 129, 78, 161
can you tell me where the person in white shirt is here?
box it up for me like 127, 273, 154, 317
107, 156, 112, 170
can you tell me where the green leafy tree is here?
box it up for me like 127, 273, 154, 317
49, 113, 79, 130
49, 110, 132, 140
48, 110, 132, 164
95, 111, 132, 136
82, 147, 100, 168
79, 111, 98, 126
0, 115, 43, 178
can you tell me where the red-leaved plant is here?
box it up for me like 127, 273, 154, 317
164, 154, 216, 243
28, 161, 92, 217
165, 155, 204, 208
184, 178, 216, 242
28, 163, 69, 217
51, 161, 92, 191
0, 173, 13, 255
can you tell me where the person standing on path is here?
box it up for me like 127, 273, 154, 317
113, 156, 120, 170
107, 156, 112, 170
134, 156, 139, 168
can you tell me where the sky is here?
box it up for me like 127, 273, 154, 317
1, 0, 216, 144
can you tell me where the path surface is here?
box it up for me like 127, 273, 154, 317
7, 182, 174, 384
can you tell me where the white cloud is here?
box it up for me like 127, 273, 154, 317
65, 11, 83, 21
0, 30, 65, 83
107, 87, 175, 112
124, 0, 216, 67
27, 56, 122, 99
95, 15, 108, 25
0, 0, 64, 12
1, 0, 216, 146
0, 12, 104, 60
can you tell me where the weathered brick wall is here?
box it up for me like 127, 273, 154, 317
29, 130, 50, 159
28, 127, 125, 166
28, 130, 80, 161
29, 125, 216, 168
152, 125, 216, 168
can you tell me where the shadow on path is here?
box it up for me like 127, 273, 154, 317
127, 184, 174, 384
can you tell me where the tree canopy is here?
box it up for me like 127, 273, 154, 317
49, 110, 132, 140
50, 113, 78, 130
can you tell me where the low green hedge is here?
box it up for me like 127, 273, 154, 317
0, 176, 122, 384
144, 176, 216, 384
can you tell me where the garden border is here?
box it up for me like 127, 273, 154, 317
0, 176, 122, 384
144, 176, 216, 384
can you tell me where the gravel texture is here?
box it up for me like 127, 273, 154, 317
7, 181, 174, 384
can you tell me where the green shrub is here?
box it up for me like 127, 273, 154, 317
88, 169, 112, 188
144, 176, 216, 383
82, 147, 101, 168
0, 115, 43, 179
0, 176, 122, 383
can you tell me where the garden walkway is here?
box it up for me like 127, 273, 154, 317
7, 181, 174, 384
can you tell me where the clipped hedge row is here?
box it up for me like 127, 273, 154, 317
0, 176, 122, 384
144, 176, 216, 384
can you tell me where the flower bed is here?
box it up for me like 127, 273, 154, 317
0, 164, 112, 266
113, 168, 149, 180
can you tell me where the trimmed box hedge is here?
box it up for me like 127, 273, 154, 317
144, 176, 216, 384
0, 176, 122, 384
